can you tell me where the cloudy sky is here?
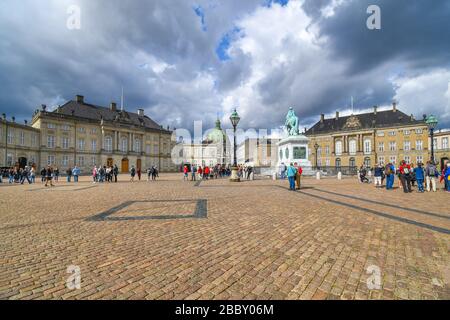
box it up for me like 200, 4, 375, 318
1, 0, 449, 132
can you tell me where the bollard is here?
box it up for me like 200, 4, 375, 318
316, 171, 321, 180
337, 172, 342, 180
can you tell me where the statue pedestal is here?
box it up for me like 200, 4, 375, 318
277, 135, 312, 168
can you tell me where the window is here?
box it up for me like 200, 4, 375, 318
404, 156, 410, 164
335, 141, 342, 156
78, 139, 85, 150
443, 137, 449, 149
335, 158, 341, 168
7, 153, 13, 166
7, 129, 14, 144
47, 155, 55, 165
91, 139, 97, 151
389, 141, 396, 151
47, 135, 55, 148
62, 155, 69, 166
31, 134, 37, 147
377, 131, 385, 137
104, 136, 112, 152
404, 141, 411, 151
433, 138, 438, 150
416, 140, 423, 151
389, 156, 397, 164
62, 137, 69, 149
30, 155, 36, 165
78, 156, 85, 167
325, 159, 330, 167
90, 128, 97, 134
388, 131, 396, 136
91, 156, 96, 166
146, 145, 151, 155
378, 156, 385, 165
349, 140, 357, 155
416, 156, 423, 164
78, 127, 86, 133
154, 145, 159, 155
47, 123, 56, 129
317, 147, 322, 157
403, 130, 410, 135
134, 139, 141, 153
325, 146, 330, 155
364, 157, 371, 167
378, 142, 384, 152
121, 137, 128, 152
20, 131, 25, 145
349, 158, 356, 168
364, 139, 371, 154
61, 124, 70, 131
415, 128, 423, 134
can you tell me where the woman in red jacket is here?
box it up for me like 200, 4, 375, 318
197, 166, 203, 180
399, 160, 412, 193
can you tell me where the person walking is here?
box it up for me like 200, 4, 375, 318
414, 162, 425, 193
72, 166, 80, 183
54, 167, 59, 182
399, 160, 412, 193
374, 164, 383, 188
385, 162, 395, 190
130, 165, 136, 182
444, 163, 450, 192
92, 166, 98, 183
294, 162, 302, 190
20, 166, 32, 184
44, 166, 54, 187
425, 161, 438, 192
191, 165, 197, 181
137, 168, 142, 181
40, 167, 46, 183
66, 167, 72, 183
113, 165, 119, 183
197, 166, 203, 180
287, 163, 297, 191
204, 166, 210, 180
183, 165, 189, 181
30, 167, 36, 184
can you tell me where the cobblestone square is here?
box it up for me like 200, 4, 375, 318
0, 175, 449, 300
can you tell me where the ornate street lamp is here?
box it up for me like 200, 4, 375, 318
229, 108, 241, 182
314, 142, 320, 169
426, 115, 438, 163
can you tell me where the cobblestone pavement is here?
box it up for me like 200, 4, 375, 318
0, 174, 449, 300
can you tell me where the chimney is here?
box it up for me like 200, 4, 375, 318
320, 114, 325, 123
138, 108, 144, 117
392, 101, 397, 112
373, 106, 378, 115
335, 111, 339, 120
110, 102, 117, 112
76, 95, 84, 104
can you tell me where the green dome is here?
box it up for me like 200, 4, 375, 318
206, 119, 227, 144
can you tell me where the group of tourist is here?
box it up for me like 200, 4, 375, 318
1, 166, 37, 184
182, 164, 232, 181
90, 165, 119, 183
360, 160, 450, 193
280, 162, 303, 191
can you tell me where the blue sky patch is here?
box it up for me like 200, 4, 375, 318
216, 27, 242, 61
193, 5, 207, 31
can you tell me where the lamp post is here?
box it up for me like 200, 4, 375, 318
229, 108, 240, 182
314, 142, 319, 170
426, 115, 438, 164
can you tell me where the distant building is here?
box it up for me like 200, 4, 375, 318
431, 129, 450, 170
305, 103, 429, 170
237, 138, 280, 167
0, 95, 176, 173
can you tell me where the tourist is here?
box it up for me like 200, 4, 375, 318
280, 163, 287, 180
385, 162, 395, 190
54, 167, 59, 182
294, 162, 303, 190
191, 165, 197, 181
30, 167, 36, 184
44, 166, 54, 187
204, 166, 210, 180
374, 164, 383, 188
130, 165, 136, 182
20, 166, 32, 184
92, 166, 98, 183
113, 165, 119, 183
410, 163, 416, 187
66, 167, 72, 183
359, 165, 369, 183
444, 163, 450, 192
197, 166, 203, 180
137, 167, 142, 181
399, 160, 412, 193
287, 163, 297, 191
72, 166, 80, 183
40, 167, 46, 183
414, 163, 425, 192
246, 165, 253, 180
183, 165, 189, 181
425, 161, 438, 192
151, 166, 158, 180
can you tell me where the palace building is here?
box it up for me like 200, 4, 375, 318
431, 129, 450, 169
1, 95, 177, 173
305, 103, 429, 171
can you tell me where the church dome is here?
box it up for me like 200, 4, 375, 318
205, 119, 228, 144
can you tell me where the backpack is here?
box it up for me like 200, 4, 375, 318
428, 166, 436, 176
403, 167, 409, 174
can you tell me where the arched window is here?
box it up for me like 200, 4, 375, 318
349, 157, 356, 168
349, 140, 357, 155
335, 158, 341, 168
121, 137, 128, 152
335, 140, 342, 155
104, 136, 112, 152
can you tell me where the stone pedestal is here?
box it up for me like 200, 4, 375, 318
230, 166, 240, 182
277, 135, 312, 168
